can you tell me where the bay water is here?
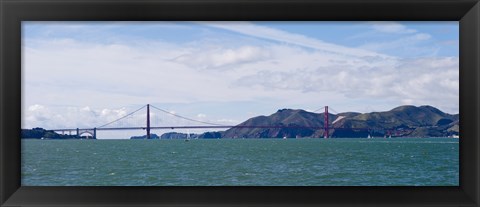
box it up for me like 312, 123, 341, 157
21, 138, 459, 186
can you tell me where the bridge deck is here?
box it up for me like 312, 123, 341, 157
51, 125, 380, 131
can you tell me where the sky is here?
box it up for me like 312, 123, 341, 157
22, 21, 459, 139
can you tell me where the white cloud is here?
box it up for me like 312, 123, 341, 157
215, 119, 239, 124
173, 46, 271, 69
202, 21, 391, 59
23, 105, 131, 129
232, 54, 458, 111
28, 104, 46, 111
25, 104, 50, 124
355, 22, 437, 57
81, 106, 91, 111
370, 22, 417, 34
24, 37, 458, 114
413, 33, 432, 41
359, 33, 433, 54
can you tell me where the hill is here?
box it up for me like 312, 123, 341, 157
221, 105, 458, 138
21, 127, 93, 139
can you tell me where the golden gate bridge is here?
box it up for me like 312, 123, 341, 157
49, 104, 397, 139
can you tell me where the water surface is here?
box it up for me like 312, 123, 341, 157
21, 138, 459, 186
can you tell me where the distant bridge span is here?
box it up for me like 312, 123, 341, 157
52, 125, 378, 131
51, 125, 384, 139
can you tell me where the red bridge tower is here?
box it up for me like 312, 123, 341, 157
146, 104, 151, 139
324, 106, 329, 138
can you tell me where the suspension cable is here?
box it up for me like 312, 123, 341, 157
313, 106, 326, 113
328, 107, 339, 114
97, 105, 147, 128
149, 105, 226, 126
313, 106, 338, 114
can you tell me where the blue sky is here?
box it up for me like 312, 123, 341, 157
22, 21, 459, 138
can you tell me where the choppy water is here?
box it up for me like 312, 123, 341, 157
21, 138, 459, 186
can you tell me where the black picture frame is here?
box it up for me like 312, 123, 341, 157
1, 0, 479, 206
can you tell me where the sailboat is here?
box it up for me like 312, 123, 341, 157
185, 129, 191, 142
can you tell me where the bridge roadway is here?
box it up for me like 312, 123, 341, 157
51, 125, 378, 131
